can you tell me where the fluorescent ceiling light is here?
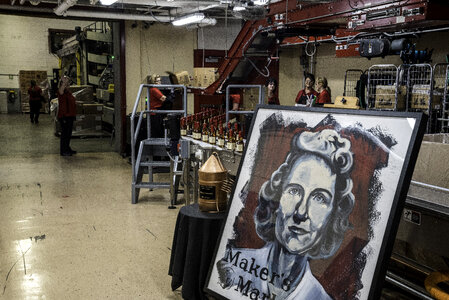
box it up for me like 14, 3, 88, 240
233, 5, 245, 11
185, 18, 217, 29
200, 18, 217, 26
253, 0, 268, 5
100, 0, 118, 5
172, 12, 205, 26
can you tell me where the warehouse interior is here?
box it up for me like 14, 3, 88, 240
1, 0, 449, 299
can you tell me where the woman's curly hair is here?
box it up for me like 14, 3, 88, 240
254, 129, 355, 259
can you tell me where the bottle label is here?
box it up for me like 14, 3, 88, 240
180, 129, 187, 136
217, 138, 225, 147
209, 136, 216, 144
227, 142, 235, 150
236, 144, 243, 152
202, 134, 209, 142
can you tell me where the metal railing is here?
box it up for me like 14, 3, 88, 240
130, 84, 187, 184
225, 84, 265, 124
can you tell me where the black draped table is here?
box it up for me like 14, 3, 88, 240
169, 203, 226, 300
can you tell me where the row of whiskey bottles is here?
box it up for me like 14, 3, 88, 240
179, 108, 245, 152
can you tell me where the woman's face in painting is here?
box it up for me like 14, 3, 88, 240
275, 154, 336, 255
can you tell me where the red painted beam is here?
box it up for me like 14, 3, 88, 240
204, 19, 269, 95
203, 0, 446, 95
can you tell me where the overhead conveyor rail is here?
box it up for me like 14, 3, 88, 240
130, 84, 187, 204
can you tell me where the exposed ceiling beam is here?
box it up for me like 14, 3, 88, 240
0, 3, 173, 20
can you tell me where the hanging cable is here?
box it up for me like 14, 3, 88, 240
225, 4, 228, 58
148, 7, 165, 23
305, 38, 317, 57
201, 27, 205, 68
246, 56, 271, 78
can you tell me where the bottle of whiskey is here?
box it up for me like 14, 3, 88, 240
201, 122, 209, 142
217, 126, 225, 148
180, 117, 187, 136
194, 121, 201, 140
186, 116, 193, 136
208, 125, 216, 144
227, 129, 236, 151
236, 130, 244, 152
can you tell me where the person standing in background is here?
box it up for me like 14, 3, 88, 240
28, 80, 43, 124
266, 77, 279, 105
315, 77, 332, 106
57, 76, 77, 156
149, 74, 167, 138
295, 73, 318, 107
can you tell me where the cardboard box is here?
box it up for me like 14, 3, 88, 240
410, 85, 441, 110
70, 86, 94, 102
193, 68, 218, 88
242, 88, 260, 110
83, 103, 103, 115
175, 71, 191, 86
74, 115, 102, 132
412, 134, 449, 189
324, 96, 360, 109
76, 101, 84, 114
374, 85, 406, 110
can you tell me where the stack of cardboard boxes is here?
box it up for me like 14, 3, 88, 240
18, 70, 48, 113
73, 103, 103, 134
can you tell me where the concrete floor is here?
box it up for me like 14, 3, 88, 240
0, 113, 182, 299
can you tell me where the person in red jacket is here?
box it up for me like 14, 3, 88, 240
148, 74, 167, 138
57, 76, 77, 156
315, 77, 332, 106
295, 73, 318, 106
28, 80, 43, 124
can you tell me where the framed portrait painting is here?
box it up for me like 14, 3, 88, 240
205, 106, 427, 300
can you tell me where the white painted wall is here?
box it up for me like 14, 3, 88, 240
197, 18, 243, 50
125, 21, 197, 114
0, 14, 93, 89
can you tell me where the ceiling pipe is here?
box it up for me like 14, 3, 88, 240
169, 3, 221, 16
54, 0, 77, 15
0, 4, 173, 21
120, 0, 220, 8
64, 9, 173, 22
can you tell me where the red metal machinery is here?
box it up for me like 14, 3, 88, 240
201, 0, 449, 96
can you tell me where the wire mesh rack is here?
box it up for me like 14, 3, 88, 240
344, 69, 367, 108
344, 69, 363, 97
367, 64, 404, 111
406, 64, 434, 132
433, 63, 449, 132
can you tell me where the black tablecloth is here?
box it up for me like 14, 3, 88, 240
169, 204, 226, 300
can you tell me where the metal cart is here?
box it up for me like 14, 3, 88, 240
433, 63, 449, 132
367, 64, 405, 111
406, 64, 434, 133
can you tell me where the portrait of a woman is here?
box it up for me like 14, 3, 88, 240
217, 129, 355, 299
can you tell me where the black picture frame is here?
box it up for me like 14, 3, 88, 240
204, 106, 427, 300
